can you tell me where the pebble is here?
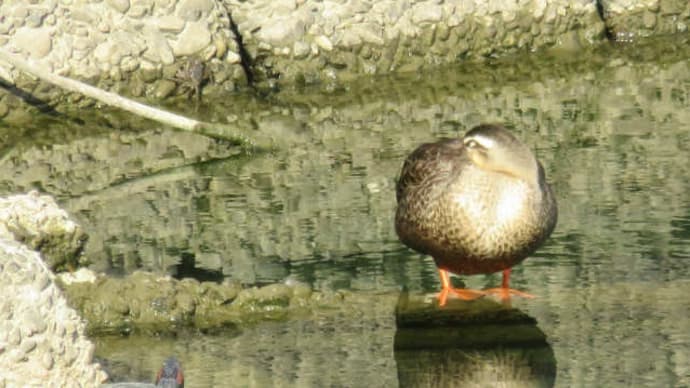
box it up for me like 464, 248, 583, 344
143, 28, 175, 64
12, 26, 52, 58
70, 8, 98, 24
41, 353, 54, 370
128, 4, 149, 18
293, 40, 311, 58
19, 339, 36, 355
257, 17, 306, 47
172, 21, 212, 56
177, 0, 215, 22
314, 35, 333, 51
25, 9, 47, 28
226, 51, 241, 64
106, 0, 130, 14
156, 15, 186, 33
642, 10, 657, 29
93, 41, 118, 65
353, 23, 384, 46
20, 307, 47, 337
154, 79, 177, 99
411, 3, 443, 24
7, 329, 21, 346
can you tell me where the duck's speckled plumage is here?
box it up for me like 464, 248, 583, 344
395, 124, 557, 276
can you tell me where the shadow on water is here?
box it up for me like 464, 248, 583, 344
394, 292, 556, 388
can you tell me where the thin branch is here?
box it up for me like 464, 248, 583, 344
0, 48, 273, 150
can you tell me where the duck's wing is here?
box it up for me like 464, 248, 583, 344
396, 138, 464, 202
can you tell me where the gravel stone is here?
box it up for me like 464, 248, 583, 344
11, 26, 52, 58
154, 79, 178, 98
7, 329, 21, 346
642, 10, 657, 29
257, 17, 306, 47
411, 3, 443, 24
41, 353, 55, 370
155, 15, 186, 33
143, 27, 175, 64
128, 4, 150, 18
177, 0, 215, 22
315, 35, 334, 51
20, 307, 47, 337
106, 0, 130, 14
226, 51, 241, 64
293, 40, 311, 58
19, 339, 37, 356
172, 21, 212, 56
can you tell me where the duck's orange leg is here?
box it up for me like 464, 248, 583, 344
483, 268, 535, 300
437, 269, 485, 306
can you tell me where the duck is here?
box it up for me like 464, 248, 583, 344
155, 357, 184, 388
395, 124, 557, 305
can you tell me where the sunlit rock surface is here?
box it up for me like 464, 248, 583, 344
0, 191, 88, 271
228, 0, 604, 84
0, 192, 105, 385
600, 0, 690, 40
0, 0, 687, 105
0, 237, 107, 386
0, 0, 607, 112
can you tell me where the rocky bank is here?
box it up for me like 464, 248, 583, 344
0, 0, 688, 114
0, 192, 107, 387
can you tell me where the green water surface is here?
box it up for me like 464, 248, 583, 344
2, 34, 690, 387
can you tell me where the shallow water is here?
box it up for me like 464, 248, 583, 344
3, 34, 690, 386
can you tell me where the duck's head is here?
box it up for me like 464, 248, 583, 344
463, 124, 541, 186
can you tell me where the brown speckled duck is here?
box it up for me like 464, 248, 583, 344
395, 124, 557, 305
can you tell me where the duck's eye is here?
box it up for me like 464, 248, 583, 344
465, 139, 479, 149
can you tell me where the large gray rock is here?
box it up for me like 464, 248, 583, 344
0, 191, 88, 272
0, 237, 107, 386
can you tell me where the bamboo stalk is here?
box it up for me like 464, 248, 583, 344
0, 49, 273, 150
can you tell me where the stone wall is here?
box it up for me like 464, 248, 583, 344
600, 0, 690, 41
0, 0, 689, 111
227, 0, 604, 86
0, 0, 241, 103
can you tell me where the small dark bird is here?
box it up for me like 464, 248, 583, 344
156, 357, 184, 388
174, 59, 206, 101
395, 124, 557, 305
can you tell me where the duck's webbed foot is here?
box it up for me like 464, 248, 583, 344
437, 269, 485, 306
483, 268, 535, 300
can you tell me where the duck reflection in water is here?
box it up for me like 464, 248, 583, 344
394, 293, 556, 387
395, 124, 557, 305
155, 357, 184, 388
